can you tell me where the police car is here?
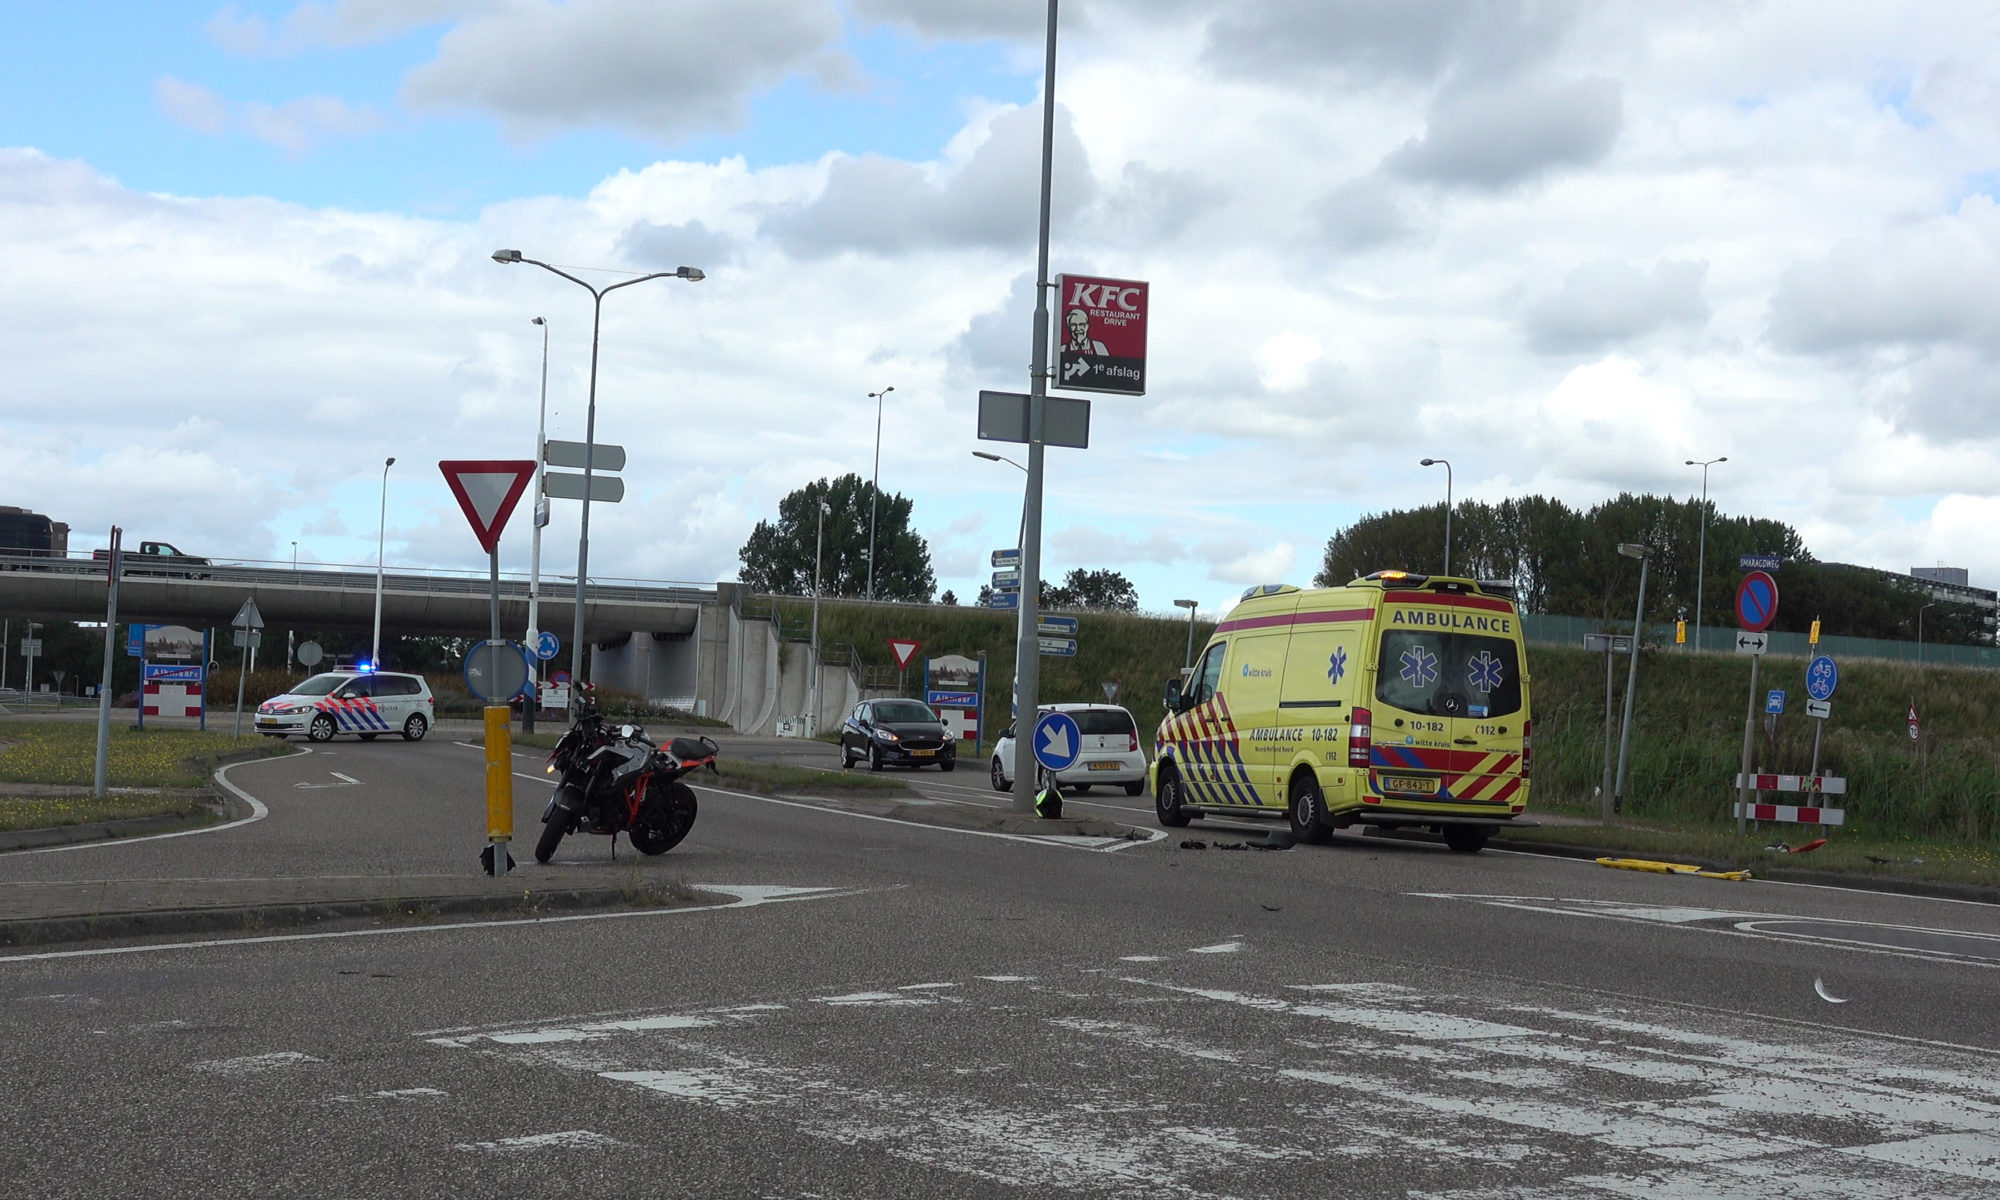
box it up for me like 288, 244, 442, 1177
254, 671, 434, 742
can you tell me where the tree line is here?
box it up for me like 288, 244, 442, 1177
1314, 492, 1991, 645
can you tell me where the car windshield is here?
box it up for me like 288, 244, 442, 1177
288, 674, 351, 697
874, 701, 937, 723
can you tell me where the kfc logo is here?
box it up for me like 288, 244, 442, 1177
1053, 273, 1148, 396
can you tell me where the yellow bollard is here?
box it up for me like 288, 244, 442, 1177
484, 705, 513, 874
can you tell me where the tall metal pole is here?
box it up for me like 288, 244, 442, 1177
525, 316, 548, 733
94, 527, 122, 797
1736, 650, 1761, 834
372, 456, 395, 668
1686, 456, 1725, 653
866, 386, 894, 601
1600, 644, 1616, 822
811, 499, 827, 736
571, 291, 604, 696
1011, 0, 1060, 813
1421, 458, 1452, 576
1613, 554, 1649, 811
1918, 603, 1934, 664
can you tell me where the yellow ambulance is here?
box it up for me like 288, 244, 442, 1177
1151, 572, 1531, 853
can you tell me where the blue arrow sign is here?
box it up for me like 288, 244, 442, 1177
1766, 689, 1787, 715
989, 590, 1020, 611
991, 548, 1021, 568
1037, 615, 1078, 635
1806, 655, 1838, 702
1033, 711, 1082, 772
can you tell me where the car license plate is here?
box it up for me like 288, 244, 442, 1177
911, 748, 935, 757
1088, 761, 1120, 771
1380, 775, 1438, 795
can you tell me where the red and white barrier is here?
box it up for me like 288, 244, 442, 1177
142, 680, 202, 719
1734, 801, 1845, 826
1734, 773, 1846, 795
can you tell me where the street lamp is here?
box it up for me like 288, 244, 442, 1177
1420, 458, 1453, 577
973, 449, 1029, 552
1919, 602, 1936, 665
1612, 542, 1652, 815
1174, 599, 1200, 668
493, 249, 703, 697
1684, 456, 1727, 652
811, 498, 832, 736
290, 540, 298, 570
371, 456, 395, 669
524, 315, 550, 733
866, 385, 895, 602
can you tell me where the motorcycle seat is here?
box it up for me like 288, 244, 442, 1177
669, 736, 716, 762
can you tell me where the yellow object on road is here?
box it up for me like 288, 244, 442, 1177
1596, 857, 1750, 881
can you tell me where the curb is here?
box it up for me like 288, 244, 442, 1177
0, 885, 709, 950
1490, 834, 2000, 905
0, 788, 244, 853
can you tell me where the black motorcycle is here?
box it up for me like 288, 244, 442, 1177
535, 713, 715, 864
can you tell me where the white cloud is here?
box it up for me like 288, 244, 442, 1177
155, 76, 230, 134
153, 76, 383, 153
1386, 76, 1623, 189
1522, 258, 1710, 353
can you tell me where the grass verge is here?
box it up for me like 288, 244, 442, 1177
0, 790, 212, 833
0, 720, 282, 788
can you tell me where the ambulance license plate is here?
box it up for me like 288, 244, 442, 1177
1380, 775, 1438, 796
1088, 761, 1120, 771
911, 748, 935, 757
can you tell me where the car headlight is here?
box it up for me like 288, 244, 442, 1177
874, 729, 900, 743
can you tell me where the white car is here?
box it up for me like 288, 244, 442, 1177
989, 703, 1148, 796
254, 670, 434, 742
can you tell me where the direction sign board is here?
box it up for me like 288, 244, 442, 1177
992, 568, 1021, 588
1806, 655, 1838, 702
541, 471, 625, 503
1038, 636, 1078, 657
887, 639, 922, 670
440, 460, 537, 553
18, 638, 41, 656
1735, 570, 1779, 633
1806, 698, 1831, 719
1581, 633, 1634, 654
1032, 711, 1083, 772
1735, 631, 1769, 655
991, 549, 1021, 568
542, 439, 626, 473
532, 630, 561, 661
1765, 689, 1787, 715
977, 390, 1091, 448
988, 591, 1020, 611
1739, 554, 1783, 571
1037, 615, 1079, 636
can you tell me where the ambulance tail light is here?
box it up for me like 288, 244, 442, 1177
1521, 720, 1532, 779
1348, 707, 1372, 768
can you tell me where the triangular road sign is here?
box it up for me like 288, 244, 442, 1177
439, 460, 537, 553
887, 638, 922, 670
231, 597, 264, 629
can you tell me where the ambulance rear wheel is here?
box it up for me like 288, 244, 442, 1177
1288, 774, 1333, 844
1443, 826, 1489, 854
308, 715, 336, 743
1155, 768, 1191, 828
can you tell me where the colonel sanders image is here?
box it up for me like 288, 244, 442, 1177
1064, 307, 1108, 356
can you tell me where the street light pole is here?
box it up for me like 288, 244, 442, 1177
524, 315, 549, 733
1613, 542, 1651, 812
1684, 456, 1727, 652
1174, 599, 1199, 668
1420, 458, 1453, 576
866, 385, 895, 601
492, 250, 703, 700
371, 456, 395, 668
1919, 602, 1936, 665
811, 498, 830, 736
973, 450, 1029, 554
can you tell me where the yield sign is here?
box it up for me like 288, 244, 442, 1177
887, 638, 922, 670
439, 460, 536, 553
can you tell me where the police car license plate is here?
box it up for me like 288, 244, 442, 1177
1088, 761, 1120, 771
1381, 775, 1438, 796
911, 748, 935, 757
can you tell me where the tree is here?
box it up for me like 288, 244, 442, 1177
1044, 568, 1139, 612
737, 473, 936, 602
940, 589, 958, 606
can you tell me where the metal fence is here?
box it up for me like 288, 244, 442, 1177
1521, 612, 2000, 668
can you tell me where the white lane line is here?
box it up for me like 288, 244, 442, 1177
14, 745, 301, 856
326, 1087, 447, 1103
691, 783, 1165, 853
0, 883, 883, 965
192, 1050, 322, 1075
454, 1130, 627, 1152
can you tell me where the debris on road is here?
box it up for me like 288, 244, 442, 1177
1596, 857, 1752, 882
1814, 977, 1850, 1004
1764, 838, 1827, 854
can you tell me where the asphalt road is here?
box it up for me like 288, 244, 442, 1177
4, 731, 2000, 1197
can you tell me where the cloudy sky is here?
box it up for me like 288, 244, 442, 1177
6, 0, 1999, 618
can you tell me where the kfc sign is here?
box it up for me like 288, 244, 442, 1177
1054, 273, 1147, 396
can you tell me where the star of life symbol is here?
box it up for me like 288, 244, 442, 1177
1467, 650, 1505, 693
1398, 645, 1439, 689
1327, 647, 1347, 684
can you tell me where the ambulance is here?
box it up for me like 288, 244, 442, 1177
1151, 572, 1531, 853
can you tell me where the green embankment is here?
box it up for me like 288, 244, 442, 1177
777, 598, 1998, 844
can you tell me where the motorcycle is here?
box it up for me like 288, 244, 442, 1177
535, 711, 716, 864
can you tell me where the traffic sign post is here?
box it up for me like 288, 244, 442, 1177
1734, 572, 1779, 834
1581, 632, 1634, 823
888, 638, 921, 694
441, 459, 537, 878
1805, 653, 1838, 777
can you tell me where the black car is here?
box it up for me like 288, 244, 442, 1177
841, 698, 957, 771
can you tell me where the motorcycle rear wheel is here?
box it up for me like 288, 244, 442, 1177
630, 779, 698, 855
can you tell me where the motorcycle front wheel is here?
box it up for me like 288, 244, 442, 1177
630, 778, 699, 855
534, 814, 569, 863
